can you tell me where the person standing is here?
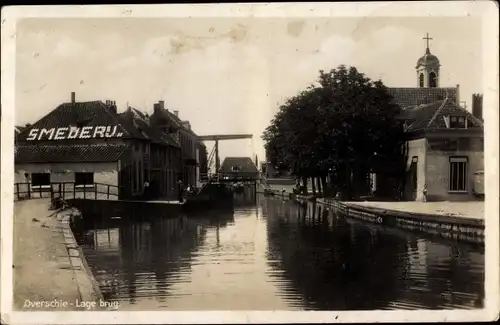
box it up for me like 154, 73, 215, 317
143, 180, 150, 200
177, 179, 184, 203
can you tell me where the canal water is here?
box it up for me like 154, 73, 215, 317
75, 191, 484, 311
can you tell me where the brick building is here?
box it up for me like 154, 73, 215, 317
150, 101, 204, 188
119, 106, 182, 198
197, 141, 209, 183
14, 93, 182, 200
373, 39, 484, 201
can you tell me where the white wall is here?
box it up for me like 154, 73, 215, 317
406, 138, 427, 201
14, 162, 119, 200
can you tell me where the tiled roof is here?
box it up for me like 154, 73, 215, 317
17, 101, 136, 142
219, 157, 259, 174
15, 126, 26, 134
15, 143, 130, 164
155, 107, 198, 137
120, 108, 180, 147
388, 87, 457, 109
400, 97, 484, 133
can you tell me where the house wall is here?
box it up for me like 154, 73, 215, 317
125, 140, 148, 196
14, 162, 119, 200
404, 138, 427, 201
179, 129, 197, 187
426, 137, 484, 201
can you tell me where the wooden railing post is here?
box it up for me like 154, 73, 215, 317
107, 185, 110, 200
16, 183, 20, 201
27, 182, 31, 199
73, 184, 76, 199
39, 185, 42, 198
95, 184, 98, 200
62, 183, 65, 200
83, 186, 86, 200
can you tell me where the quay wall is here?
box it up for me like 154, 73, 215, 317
57, 208, 108, 308
316, 198, 484, 244
13, 199, 112, 311
68, 198, 185, 220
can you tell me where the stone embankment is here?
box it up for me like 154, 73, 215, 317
317, 198, 485, 244
13, 199, 114, 311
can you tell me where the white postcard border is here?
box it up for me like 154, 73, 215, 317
1, 2, 499, 324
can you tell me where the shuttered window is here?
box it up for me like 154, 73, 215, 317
75, 172, 94, 186
31, 173, 50, 186
449, 157, 468, 191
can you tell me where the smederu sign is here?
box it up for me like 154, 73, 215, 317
26, 126, 124, 141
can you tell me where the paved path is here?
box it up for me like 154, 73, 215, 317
13, 199, 100, 311
345, 201, 484, 220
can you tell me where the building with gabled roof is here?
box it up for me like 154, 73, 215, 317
149, 101, 204, 188
373, 35, 484, 202
219, 157, 260, 181
119, 106, 182, 198
14, 92, 187, 200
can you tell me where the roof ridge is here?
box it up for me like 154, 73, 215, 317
425, 98, 448, 129
455, 104, 484, 127
100, 102, 133, 137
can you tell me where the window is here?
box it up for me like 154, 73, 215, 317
410, 157, 418, 192
449, 157, 468, 192
231, 165, 241, 172
75, 172, 94, 186
419, 73, 424, 87
31, 173, 50, 186
429, 71, 437, 88
449, 116, 467, 129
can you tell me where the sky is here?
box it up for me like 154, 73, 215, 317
15, 16, 482, 162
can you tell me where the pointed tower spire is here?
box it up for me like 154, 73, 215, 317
423, 32, 433, 54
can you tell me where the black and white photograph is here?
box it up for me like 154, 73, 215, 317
1, 2, 498, 324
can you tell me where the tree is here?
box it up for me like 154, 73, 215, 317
262, 65, 406, 199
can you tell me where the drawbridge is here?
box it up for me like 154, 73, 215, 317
198, 134, 253, 179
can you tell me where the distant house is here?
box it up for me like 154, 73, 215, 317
219, 157, 259, 181
372, 41, 484, 202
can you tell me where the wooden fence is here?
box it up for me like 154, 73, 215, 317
14, 182, 122, 202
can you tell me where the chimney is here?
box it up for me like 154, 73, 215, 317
456, 84, 460, 105
154, 103, 160, 114
158, 100, 165, 110
173, 110, 179, 117
71, 92, 75, 103
472, 93, 483, 121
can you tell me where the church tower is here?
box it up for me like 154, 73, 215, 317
416, 33, 440, 88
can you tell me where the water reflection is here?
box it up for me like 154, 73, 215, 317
262, 198, 484, 310
77, 194, 484, 311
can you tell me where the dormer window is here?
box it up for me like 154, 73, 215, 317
449, 116, 467, 129
231, 165, 241, 172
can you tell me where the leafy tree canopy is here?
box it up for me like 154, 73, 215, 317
262, 65, 406, 185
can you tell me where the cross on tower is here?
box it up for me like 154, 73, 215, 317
423, 32, 433, 50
